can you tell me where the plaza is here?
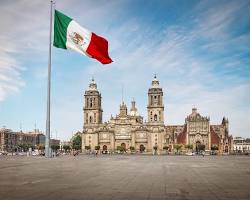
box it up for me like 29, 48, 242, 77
0, 155, 250, 200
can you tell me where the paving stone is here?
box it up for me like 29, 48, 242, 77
0, 155, 250, 200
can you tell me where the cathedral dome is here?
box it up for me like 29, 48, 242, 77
130, 110, 139, 116
130, 99, 139, 116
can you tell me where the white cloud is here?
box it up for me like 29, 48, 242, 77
0, 0, 249, 140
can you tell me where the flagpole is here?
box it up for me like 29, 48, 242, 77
45, 0, 53, 158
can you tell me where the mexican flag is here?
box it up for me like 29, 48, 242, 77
53, 10, 112, 64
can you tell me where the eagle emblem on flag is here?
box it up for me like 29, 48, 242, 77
71, 32, 85, 46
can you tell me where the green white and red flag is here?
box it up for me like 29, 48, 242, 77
53, 10, 112, 64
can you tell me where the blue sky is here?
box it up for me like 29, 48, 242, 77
0, 0, 250, 141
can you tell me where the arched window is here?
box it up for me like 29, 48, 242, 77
94, 113, 96, 122
154, 114, 157, 121
90, 98, 93, 107
89, 116, 92, 123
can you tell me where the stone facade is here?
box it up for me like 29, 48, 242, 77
0, 128, 57, 152
82, 76, 232, 153
233, 137, 250, 152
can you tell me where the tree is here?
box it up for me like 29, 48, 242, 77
51, 145, 60, 151
63, 145, 71, 152
72, 134, 82, 150
163, 146, 169, 151
174, 144, 182, 153
117, 146, 126, 152
19, 144, 29, 152
130, 146, 135, 151
95, 146, 100, 150
85, 146, 91, 150
185, 144, 193, 150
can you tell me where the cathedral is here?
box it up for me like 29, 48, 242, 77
82, 76, 233, 153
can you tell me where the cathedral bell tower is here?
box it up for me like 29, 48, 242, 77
147, 75, 164, 124
83, 78, 103, 126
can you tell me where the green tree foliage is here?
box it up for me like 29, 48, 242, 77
85, 146, 91, 150
63, 145, 71, 152
51, 145, 60, 151
185, 144, 193, 150
117, 146, 122, 151
18, 144, 35, 152
72, 134, 82, 150
95, 146, 100, 150
130, 146, 135, 151
163, 146, 169, 151
117, 146, 126, 152
174, 144, 182, 152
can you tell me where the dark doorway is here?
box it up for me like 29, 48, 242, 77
103, 145, 107, 151
225, 146, 228, 153
121, 143, 126, 152
196, 141, 205, 153
140, 144, 145, 152
102, 145, 108, 154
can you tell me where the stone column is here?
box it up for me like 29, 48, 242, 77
148, 132, 152, 152
81, 133, 85, 152
131, 132, 135, 148
110, 133, 115, 151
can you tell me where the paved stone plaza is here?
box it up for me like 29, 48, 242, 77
0, 155, 250, 200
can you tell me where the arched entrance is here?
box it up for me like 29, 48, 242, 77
102, 145, 108, 154
103, 145, 107, 151
121, 143, 126, 152
225, 146, 228, 153
139, 144, 145, 152
195, 141, 201, 153
195, 141, 205, 153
